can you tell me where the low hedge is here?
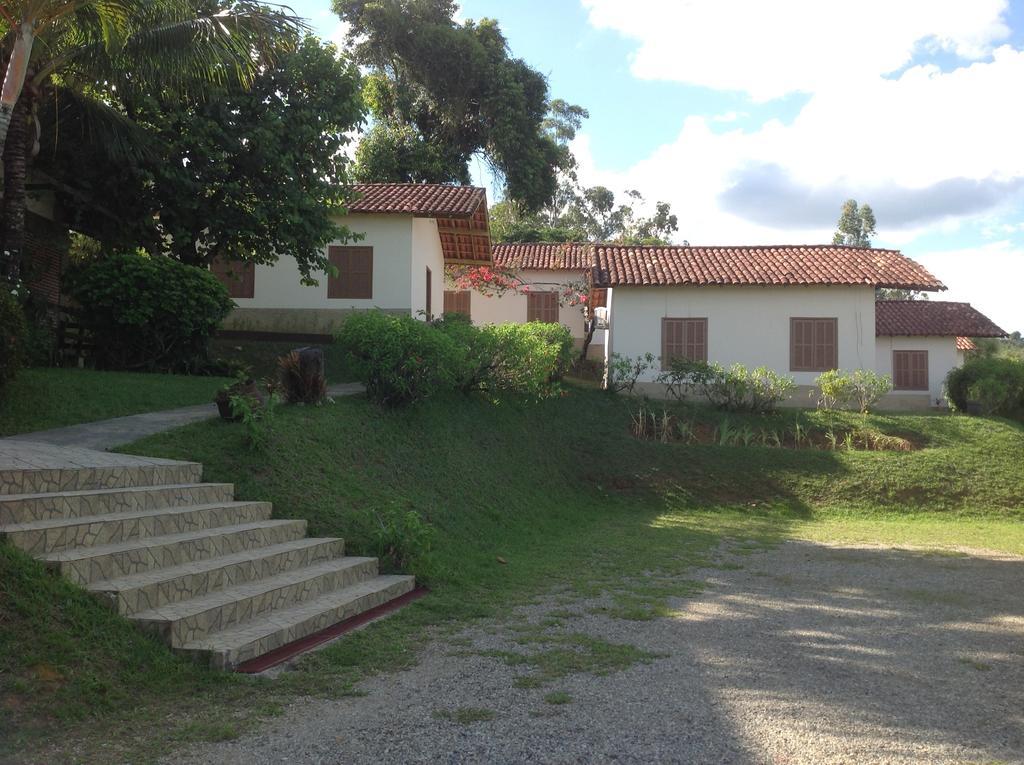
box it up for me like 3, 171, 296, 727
336, 311, 574, 406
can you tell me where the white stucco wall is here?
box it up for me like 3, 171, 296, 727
410, 217, 445, 318
875, 335, 959, 406
230, 214, 415, 312
607, 284, 877, 385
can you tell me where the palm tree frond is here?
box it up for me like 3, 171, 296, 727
37, 83, 156, 162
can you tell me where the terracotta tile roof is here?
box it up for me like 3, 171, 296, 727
591, 244, 945, 290
345, 183, 491, 265
956, 336, 977, 352
492, 243, 590, 271
347, 183, 485, 217
875, 300, 1006, 338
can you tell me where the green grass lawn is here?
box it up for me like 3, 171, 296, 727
3, 387, 1023, 762
0, 368, 233, 437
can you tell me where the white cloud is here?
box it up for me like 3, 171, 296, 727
568, 40, 1024, 243
329, 20, 351, 49
581, 0, 1011, 101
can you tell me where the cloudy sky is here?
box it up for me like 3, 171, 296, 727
293, 0, 1024, 333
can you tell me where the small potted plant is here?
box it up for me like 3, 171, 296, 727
214, 373, 264, 421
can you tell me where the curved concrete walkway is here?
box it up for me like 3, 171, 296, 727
2, 383, 364, 452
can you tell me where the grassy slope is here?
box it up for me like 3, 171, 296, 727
3, 388, 1023, 761
0, 368, 232, 436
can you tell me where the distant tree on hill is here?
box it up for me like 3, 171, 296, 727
833, 199, 876, 247
490, 183, 679, 245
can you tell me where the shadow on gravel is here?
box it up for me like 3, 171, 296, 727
668, 542, 1024, 761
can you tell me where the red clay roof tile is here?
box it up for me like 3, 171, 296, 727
956, 336, 977, 351
591, 244, 945, 290
492, 243, 590, 271
875, 301, 1005, 338
347, 183, 486, 217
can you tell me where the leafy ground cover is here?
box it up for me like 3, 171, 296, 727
0, 368, 232, 436
2, 387, 1023, 762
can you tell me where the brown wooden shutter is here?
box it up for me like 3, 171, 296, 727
527, 292, 559, 323
327, 246, 373, 299
893, 350, 928, 390
211, 258, 254, 299
790, 318, 837, 371
590, 288, 608, 308
444, 290, 471, 316
661, 318, 707, 370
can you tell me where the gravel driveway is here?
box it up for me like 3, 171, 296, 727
167, 541, 1024, 764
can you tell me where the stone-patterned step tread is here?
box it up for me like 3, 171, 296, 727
40, 519, 305, 563
0, 500, 267, 534
90, 537, 346, 593
0, 483, 235, 525
0, 482, 233, 504
1, 501, 273, 556
131, 556, 379, 624
181, 574, 415, 667
89, 538, 346, 615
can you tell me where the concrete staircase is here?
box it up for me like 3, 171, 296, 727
0, 443, 415, 670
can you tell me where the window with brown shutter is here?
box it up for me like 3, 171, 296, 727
661, 318, 708, 370
526, 291, 559, 323
590, 288, 608, 308
327, 246, 373, 299
444, 290, 471, 316
893, 350, 928, 390
790, 318, 838, 371
210, 258, 254, 299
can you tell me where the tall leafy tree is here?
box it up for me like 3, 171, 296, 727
46, 35, 365, 283
832, 198, 877, 247
0, 0, 305, 282
337, 0, 580, 212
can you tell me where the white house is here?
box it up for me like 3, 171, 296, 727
592, 243, 1005, 410
445, 242, 607, 359
212, 183, 492, 340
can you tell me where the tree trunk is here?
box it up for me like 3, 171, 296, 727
579, 314, 596, 361
0, 22, 35, 160
1, 94, 30, 283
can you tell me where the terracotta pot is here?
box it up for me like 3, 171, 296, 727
214, 380, 264, 421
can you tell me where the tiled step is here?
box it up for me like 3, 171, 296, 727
90, 537, 347, 616
132, 557, 380, 647
1, 502, 273, 555
0, 462, 203, 496
39, 519, 308, 585
0, 483, 236, 525
181, 574, 416, 670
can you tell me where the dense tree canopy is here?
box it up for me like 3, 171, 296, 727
0, 0, 304, 282
337, 0, 580, 212
44, 35, 365, 283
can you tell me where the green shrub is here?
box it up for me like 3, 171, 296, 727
0, 286, 27, 386
946, 356, 1024, 418
484, 322, 574, 395
815, 369, 892, 413
338, 312, 573, 405
659, 359, 795, 413
336, 311, 465, 405
64, 252, 232, 372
